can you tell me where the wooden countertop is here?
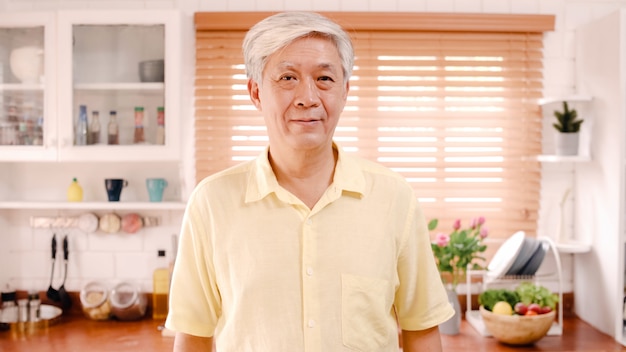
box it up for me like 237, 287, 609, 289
0, 315, 174, 352
1, 313, 624, 351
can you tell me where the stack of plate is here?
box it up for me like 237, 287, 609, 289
486, 231, 548, 280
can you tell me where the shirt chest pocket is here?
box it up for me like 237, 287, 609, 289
341, 274, 393, 351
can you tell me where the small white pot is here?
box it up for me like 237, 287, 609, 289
555, 132, 579, 156
10, 46, 44, 84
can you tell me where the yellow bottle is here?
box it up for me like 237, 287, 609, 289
152, 250, 170, 320
67, 177, 83, 202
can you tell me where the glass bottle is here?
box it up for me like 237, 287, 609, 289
107, 110, 119, 145
156, 107, 165, 145
89, 110, 101, 145
75, 105, 88, 146
152, 249, 169, 320
133, 106, 145, 144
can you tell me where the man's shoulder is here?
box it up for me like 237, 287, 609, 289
195, 160, 254, 191
344, 153, 406, 181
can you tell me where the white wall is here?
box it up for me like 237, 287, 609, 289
0, 0, 621, 300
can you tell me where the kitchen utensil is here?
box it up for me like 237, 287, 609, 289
46, 234, 60, 302
58, 235, 72, 310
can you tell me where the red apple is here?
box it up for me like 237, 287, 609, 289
514, 302, 528, 315
528, 303, 542, 313
539, 306, 553, 314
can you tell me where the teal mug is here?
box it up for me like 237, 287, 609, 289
146, 178, 168, 202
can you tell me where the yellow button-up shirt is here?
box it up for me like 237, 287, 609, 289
166, 145, 454, 351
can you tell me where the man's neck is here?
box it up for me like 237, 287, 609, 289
269, 144, 338, 208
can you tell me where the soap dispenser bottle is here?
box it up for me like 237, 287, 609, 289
67, 177, 84, 202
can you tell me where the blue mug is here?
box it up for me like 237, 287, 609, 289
146, 178, 168, 202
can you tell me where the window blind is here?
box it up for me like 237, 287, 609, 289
194, 13, 554, 251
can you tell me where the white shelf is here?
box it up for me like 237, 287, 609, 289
74, 82, 164, 91
536, 155, 592, 163
539, 95, 593, 106
0, 83, 44, 91
0, 201, 186, 211
555, 242, 592, 253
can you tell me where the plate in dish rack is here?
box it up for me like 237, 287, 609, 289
486, 231, 526, 279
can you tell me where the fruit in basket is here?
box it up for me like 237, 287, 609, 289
480, 306, 555, 345
493, 301, 513, 315
514, 302, 528, 315
528, 303, 542, 314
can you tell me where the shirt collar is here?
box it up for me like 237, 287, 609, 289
245, 143, 366, 203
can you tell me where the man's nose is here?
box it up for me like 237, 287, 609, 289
295, 79, 321, 107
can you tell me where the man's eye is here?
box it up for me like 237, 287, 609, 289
280, 75, 295, 81
319, 76, 334, 82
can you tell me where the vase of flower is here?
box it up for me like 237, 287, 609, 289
429, 217, 489, 335
439, 288, 462, 335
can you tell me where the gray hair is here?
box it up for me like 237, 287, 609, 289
242, 12, 354, 84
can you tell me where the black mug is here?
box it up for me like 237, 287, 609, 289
105, 179, 128, 202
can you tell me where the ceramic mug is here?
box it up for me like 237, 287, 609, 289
146, 178, 168, 202
105, 179, 128, 202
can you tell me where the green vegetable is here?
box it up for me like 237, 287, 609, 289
478, 289, 520, 311
515, 282, 559, 310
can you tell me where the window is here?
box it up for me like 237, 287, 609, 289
194, 12, 554, 251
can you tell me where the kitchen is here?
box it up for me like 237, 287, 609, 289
1, 0, 626, 350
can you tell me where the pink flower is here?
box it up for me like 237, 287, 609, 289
471, 216, 486, 229
436, 233, 450, 247
453, 219, 461, 231
480, 227, 488, 239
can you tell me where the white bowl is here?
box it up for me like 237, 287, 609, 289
138, 59, 164, 82
10, 46, 44, 84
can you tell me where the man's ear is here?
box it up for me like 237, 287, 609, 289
248, 79, 262, 111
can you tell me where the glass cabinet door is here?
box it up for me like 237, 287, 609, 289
72, 24, 165, 146
0, 13, 57, 161
57, 10, 180, 161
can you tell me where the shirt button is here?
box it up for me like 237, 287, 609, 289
306, 219, 312, 225
308, 319, 315, 328
306, 267, 314, 276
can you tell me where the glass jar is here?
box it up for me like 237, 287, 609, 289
80, 281, 111, 320
110, 281, 147, 321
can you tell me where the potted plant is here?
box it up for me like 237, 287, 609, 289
552, 101, 584, 155
429, 217, 488, 335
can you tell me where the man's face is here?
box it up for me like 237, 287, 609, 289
248, 36, 349, 153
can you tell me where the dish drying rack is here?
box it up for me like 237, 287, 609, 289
465, 236, 563, 336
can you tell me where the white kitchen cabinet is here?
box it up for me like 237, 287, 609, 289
0, 12, 58, 161
0, 10, 181, 162
574, 9, 626, 345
